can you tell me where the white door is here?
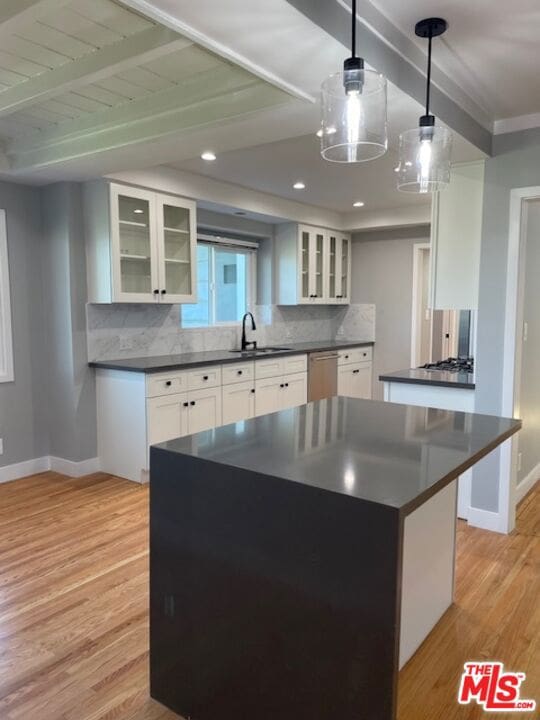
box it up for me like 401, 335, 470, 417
255, 377, 282, 416
187, 387, 222, 434
147, 393, 189, 447
110, 184, 159, 303
349, 363, 372, 399
280, 372, 308, 410
327, 232, 338, 302
222, 381, 255, 424
338, 235, 351, 303
155, 193, 197, 304
338, 366, 353, 398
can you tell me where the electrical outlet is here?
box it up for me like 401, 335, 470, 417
120, 336, 133, 351
0, 438, 3, 455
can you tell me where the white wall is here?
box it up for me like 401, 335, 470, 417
351, 227, 430, 400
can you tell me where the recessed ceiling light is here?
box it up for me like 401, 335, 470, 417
293, 181, 306, 190
353, 201, 365, 207
133, 208, 144, 214
201, 151, 216, 161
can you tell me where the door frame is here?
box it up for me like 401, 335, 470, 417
410, 243, 432, 367
501, 186, 540, 521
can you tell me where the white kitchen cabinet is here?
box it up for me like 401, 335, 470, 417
338, 363, 372, 399
147, 392, 189, 446
430, 161, 484, 310
84, 181, 196, 304
275, 223, 351, 305
255, 372, 308, 416
222, 380, 255, 424
187, 386, 222, 434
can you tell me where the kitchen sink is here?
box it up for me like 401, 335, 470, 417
229, 346, 290, 355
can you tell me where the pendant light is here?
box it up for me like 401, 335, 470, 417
397, 18, 453, 193
320, 0, 387, 163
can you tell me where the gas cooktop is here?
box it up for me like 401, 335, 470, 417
420, 357, 474, 374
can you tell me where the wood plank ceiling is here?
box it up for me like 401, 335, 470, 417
0, 0, 292, 174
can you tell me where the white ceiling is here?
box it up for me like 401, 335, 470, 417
369, 0, 540, 122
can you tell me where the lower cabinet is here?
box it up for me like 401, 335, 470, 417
147, 386, 222, 445
255, 372, 308, 416
338, 362, 372, 399
222, 380, 256, 424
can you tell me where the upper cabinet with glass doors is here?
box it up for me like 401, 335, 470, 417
276, 223, 351, 305
84, 181, 197, 304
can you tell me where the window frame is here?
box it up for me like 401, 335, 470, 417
182, 239, 257, 329
0, 209, 14, 383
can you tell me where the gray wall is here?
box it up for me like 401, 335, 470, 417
472, 131, 540, 512
517, 199, 540, 484
0, 182, 49, 467
351, 227, 430, 400
41, 183, 96, 462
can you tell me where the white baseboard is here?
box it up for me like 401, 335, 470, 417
0, 455, 100, 484
467, 506, 507, 534
516, 462, 540, 504
0, 456, 50, 484
49, 456, 100, 477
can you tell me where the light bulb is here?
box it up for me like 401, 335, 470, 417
418, 138, 433, 194
345, 90, 363, 162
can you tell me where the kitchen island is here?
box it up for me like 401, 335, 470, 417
150, 397, 520, 720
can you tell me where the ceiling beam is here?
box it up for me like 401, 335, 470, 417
0, 26, 192, 118
0, 0, 72, 34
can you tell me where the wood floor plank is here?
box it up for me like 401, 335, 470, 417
0, 472, 538, 720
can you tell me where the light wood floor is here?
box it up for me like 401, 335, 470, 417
0, 472, 538, 720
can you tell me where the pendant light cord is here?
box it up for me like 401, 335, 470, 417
351, 0, 357, 57
425, 31, 432, 116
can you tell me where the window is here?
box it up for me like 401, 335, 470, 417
182, 241, 256, 327
0, 210, 14, 383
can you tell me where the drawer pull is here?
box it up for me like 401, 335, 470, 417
285, 382, 289, 387
280, 383, 284, 388
183, 402, 189, 407
353, 369, 359, 374
237, 370, 243, 375
345, 354, 349, 359
190, 401, 196, 406
251, 388, 255, 394
165, 380, 172, 387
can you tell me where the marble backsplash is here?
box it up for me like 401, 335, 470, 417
86, 303, 375, 361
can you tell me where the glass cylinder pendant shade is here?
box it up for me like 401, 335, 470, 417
320, 68, 387, 162
397, 125, 453, 193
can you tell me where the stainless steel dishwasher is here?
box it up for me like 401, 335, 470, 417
308, 350, 338, 401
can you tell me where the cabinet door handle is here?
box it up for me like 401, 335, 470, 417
190, 401, 195, 406
353, 369, 359, 374
285, 382, 289, 387
165, 380, 172, 387
183, 402, 189, 407
161, 289, 167, 295
279, 383, 284, 388
153, 289, 159, 295
251, 388, 255, 394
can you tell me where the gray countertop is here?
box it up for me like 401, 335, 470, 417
152, 397, 519, 515
89, 339, 374, 374
379, 368, 476, 390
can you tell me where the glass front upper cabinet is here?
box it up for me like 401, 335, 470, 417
108, 184, 196, 304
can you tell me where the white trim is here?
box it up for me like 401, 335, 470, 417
516, 461, 540, 505
0, 210, 14, 383
49, 456, 100, 478
466, 506, 508, 534
410, 242, 431, 368
0, 457, 50, 485
0, 456, 100, 484
493, 112, 540, 136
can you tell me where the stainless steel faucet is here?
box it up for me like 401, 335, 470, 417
241, 312, 257, 351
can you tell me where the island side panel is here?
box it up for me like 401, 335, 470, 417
150, 448, 403, 720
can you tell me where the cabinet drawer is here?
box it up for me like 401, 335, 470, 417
146, 371, 187, 398
282, 354, 307, 375
255, 357, 284, 379
186, 365, 221, 390
222, 361, 255, 385
338, 346, 372, 365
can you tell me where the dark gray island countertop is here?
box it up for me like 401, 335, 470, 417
89, 339, 374, 373
153, 396, 518, 516
379, 367, 476, 390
